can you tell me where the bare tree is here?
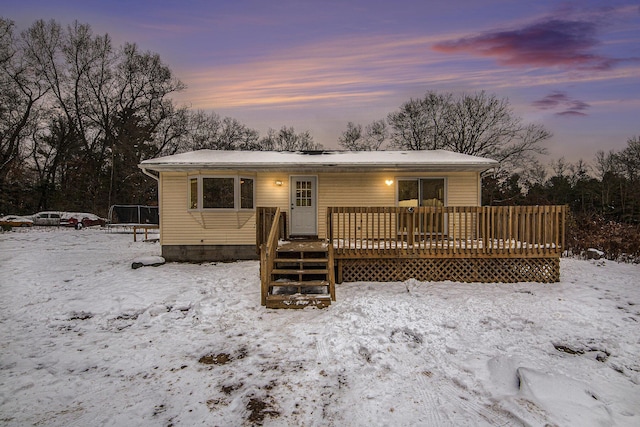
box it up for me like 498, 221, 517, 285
182, 112, 261, 151
568, 159, 591, 186
594, 149, 616, 181
12, 18, 186, 212
551, 157, 569, 177
388, 91, 550, 173
338, 122, 363, 150
521, 159, 547, 187
365, 119, 388, 151
339, 120, 388, 151
149, 104, 190, 157
443, 92, 514, 155
216, 117, 260, 150
613, 136, 640, 221
179, 110, 222, 151
260, 126, 320, 151
388, 92, 451, 150
0, 18, 48, 198
29, 116, 79, 209
616, 136, 640, 182
492, 123, 549, 174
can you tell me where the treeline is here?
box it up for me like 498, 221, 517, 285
0, 18, 321, 216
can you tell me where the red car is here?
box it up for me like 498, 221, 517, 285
61, 213, 108, 228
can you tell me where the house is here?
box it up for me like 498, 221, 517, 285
139, 149, 498, 260
139, 149, 565, 308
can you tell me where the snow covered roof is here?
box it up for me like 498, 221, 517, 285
139, 150, 498, 173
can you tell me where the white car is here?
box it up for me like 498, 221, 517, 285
30, 211, 64, 226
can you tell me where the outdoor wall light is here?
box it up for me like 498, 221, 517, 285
385, 179, 394, 186
275, 180, 283, 186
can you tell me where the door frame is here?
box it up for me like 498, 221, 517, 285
289, 175, 318, 236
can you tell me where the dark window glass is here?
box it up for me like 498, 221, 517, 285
202, 178, 234, 209
296, 180, 312, 207
398, 180, 419, 207
240, 178, 254, 209
420, 179, 444, 207
189, 178, 198, 209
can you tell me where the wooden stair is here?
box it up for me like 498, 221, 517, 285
265, 241, 335, 309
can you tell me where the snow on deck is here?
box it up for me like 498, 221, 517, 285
332, 237, 558, 250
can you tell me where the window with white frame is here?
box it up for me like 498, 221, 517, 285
188, 176, 255, 210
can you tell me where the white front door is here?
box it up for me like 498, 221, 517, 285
290, 176, 317, 236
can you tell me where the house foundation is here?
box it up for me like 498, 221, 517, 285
162, 245, 259, 262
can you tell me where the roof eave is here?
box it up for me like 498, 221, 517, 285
138, 162, 498, 173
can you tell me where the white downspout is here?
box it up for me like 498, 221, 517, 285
141, 167, 159, 181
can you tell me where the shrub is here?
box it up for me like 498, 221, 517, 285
566, 212, 640, 262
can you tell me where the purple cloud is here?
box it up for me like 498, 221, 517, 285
556, 110, 588, 117
532, 91, 591, 117
433, 19, 618, 71
532, 92, 572, 109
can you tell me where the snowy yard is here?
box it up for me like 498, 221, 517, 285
1, 228, 639, 426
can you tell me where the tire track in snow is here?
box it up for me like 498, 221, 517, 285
411, 368, 518, 426
315, 335, 331, 363
437, 378, 516, 426
413, 371, 450, 426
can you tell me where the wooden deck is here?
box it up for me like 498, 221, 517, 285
258, 205, 567, 306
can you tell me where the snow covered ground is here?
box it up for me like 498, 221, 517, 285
1, 227, 639, 426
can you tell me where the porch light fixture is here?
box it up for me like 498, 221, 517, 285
385, 179, 394, 186
275, 180, 283, 186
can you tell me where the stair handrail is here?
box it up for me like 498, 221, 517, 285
260, 207, 281, 305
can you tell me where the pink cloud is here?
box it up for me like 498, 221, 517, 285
178, 34, 455, 110
433, 19, 618, 71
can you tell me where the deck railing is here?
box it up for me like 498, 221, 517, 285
326, 206, 566, 258
256, 207, 287, 252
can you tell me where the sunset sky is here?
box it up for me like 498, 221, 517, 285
5, 0, 640, 164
